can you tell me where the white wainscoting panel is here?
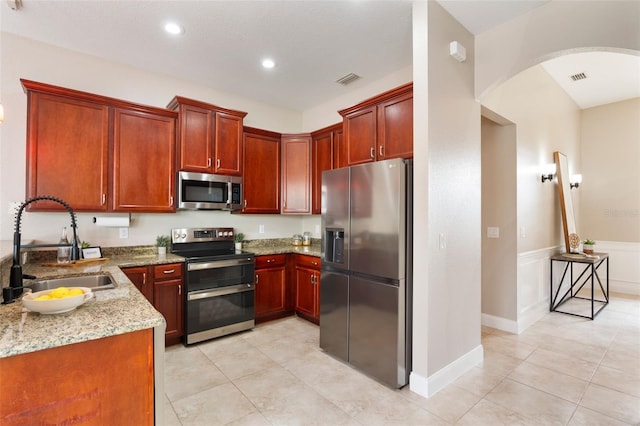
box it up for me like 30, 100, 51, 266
593, 241, 640, 295
516, 246, 559, 333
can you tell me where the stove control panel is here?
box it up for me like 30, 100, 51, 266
172, 227, 235, 243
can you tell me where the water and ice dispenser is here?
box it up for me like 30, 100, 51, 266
325, 228, 345, 264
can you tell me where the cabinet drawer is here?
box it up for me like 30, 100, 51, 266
255, 254, 286, 269
296, 254, 321, 269
153, 263, 183, 280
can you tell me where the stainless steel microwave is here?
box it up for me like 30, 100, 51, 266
177, 171, 242, 211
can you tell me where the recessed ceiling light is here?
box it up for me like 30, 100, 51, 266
262, 58, 275, 69
164, 22, 184, 35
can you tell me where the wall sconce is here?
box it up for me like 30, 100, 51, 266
570, 174, 582, 189
541, 163, 555, 183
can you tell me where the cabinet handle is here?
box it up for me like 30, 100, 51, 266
163, 269, 175, 274
207, 158, 212, 167
311, 261, 318, 266
255, 274, 259, 284
101, 194, 106, 205
370, 147, 375, 159
169, 196, 174, 206
216, 159, 221, 169
142, 273, 146, 286
379, 145, 384, 158
267, 259, 274, 263
178, 284, 182, 295
244, 200, 247, 208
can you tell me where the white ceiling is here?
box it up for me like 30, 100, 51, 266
1, 0, 638, 111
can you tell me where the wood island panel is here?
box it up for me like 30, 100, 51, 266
0, 329, 154, 426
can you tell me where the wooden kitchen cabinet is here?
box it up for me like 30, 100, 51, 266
294, 254, 321, 324
167, 96, 247, 176
339, 83, 413, 166
112, 107, 177, 212
22, 79, 177, 213
242, 127, 281, 214
0, 329, 154, 426
281, 134, 312, 214
311, 123, 341, 214
152, 264, 184, 347
23, 83, 109, 212
254, 254, 291, 323
123, 263, 184, 346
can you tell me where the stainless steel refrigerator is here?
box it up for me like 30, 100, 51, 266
320, 158, 412, 388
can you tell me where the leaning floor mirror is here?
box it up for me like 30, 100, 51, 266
554, 151, 579, 252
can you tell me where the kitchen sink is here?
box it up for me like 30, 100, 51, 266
27, 274, 116, 292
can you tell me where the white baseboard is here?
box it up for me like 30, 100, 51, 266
409, 345, 483, 398
481, 313, 518, 334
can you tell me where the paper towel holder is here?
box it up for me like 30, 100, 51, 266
92, 213, 132, 227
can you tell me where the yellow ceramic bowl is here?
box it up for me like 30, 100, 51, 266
22, 287, 94, 314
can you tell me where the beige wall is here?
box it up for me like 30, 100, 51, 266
482, 64, 582, 253
581, 98, 640, 243
481, 116, 517, 321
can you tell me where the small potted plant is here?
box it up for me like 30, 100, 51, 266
156, 235, 171, 256
582, 239, 596, 254
234, 232, 245, 251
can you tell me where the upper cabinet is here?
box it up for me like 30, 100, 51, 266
22, 79, 177, 213
242, 127, 281, 214
167, 96, 247, 176
310, 123, 341, 214
281, 134, 312, 214
339, 83, 413, 166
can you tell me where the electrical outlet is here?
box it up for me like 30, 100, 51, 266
315, 224, 321, 234
259, 224, 265, 234
520, 227, 526, 238
439, 233, 446, 250
119, 227, 129, 239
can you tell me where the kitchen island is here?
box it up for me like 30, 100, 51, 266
0, 246, 179, 425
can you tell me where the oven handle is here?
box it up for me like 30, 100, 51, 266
187, 258, 254, 271
187, 283, 254, 300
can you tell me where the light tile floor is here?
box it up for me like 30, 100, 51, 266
164, 293, 640, 425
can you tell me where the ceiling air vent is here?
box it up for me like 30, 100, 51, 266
570, 72, 587, 81
336, 73, 361, 86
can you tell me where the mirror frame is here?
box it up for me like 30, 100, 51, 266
554, 151, 577, 253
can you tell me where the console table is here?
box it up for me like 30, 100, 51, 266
550, 253, 609, 320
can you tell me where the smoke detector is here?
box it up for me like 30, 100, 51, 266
336, 73, 361, 86
570, 72, 587, 81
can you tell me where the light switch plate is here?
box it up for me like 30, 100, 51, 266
259, 224, 265, 234
487, 227, 500, 238
119, 227, 129, 238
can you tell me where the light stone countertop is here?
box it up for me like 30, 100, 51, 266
0, 238, 319, 359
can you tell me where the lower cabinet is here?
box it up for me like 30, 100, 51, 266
254, 254, 292, 323
294, 254, 321, 324
0, 329, 154, 425
123, 263, 184, 346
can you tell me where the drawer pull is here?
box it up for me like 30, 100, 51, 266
178, 284, 182, 295
163, 269, 175, 274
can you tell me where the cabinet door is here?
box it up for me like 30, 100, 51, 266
312, 130, 334, 214
295, 266, 318, 320
255, 267, 287, 319
112, 108, 176, 212
179, 104, 213, 172
333, 126, 346, 169
214, 112, 243, 176
377, 92, 413, 160
242, 129, 280, 213
25, 92, 109, 211
122, 266, 153, 303
281, 135, 311, 214
344, 105, 376, 166
154, 278, 184, 345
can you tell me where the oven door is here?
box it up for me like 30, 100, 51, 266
186, 257, 254, 292
185, 283, 255, 344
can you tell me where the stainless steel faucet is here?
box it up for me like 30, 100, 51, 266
2, 196, 79, 304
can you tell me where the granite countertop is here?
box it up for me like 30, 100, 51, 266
0, 238, 319, 359
0, 249, 182, 359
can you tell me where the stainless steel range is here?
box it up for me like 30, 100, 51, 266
171, 227, 255, 345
